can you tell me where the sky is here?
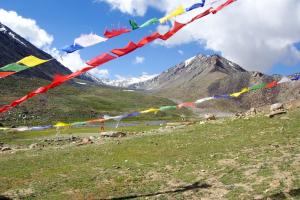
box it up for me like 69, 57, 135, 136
0, 0, 299, 81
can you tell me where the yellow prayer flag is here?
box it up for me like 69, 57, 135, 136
159, 5, 186, 23
140, 108, 160, 114
54, 122, 70, 128
230, 88, 250, 98
17, 55, 49, 67
240, 88, 250, 94
230, 93, 239, 97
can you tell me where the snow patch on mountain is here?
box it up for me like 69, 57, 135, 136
84, 72, 105, 85
0, 26, 6, 33
8, 32, 26, 46
0, 24, 26, 46
185, 56, 196, 66
103, 73, 158, 88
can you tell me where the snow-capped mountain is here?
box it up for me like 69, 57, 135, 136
102, 73, 158, 88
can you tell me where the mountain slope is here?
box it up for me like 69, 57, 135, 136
0, 76, 190, 126
130, 54, 300, 112
131, 54, 249, 99
0, 22, 94, 82
0, 22, 192, 125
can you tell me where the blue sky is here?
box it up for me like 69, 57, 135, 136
0, 0, 299, 79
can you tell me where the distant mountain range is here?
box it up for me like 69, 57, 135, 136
102, 74, 158, 88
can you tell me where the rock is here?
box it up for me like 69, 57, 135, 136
254, 195, 264, 200
245, 107, 257, 116
234, 112, 244, 119
165, 126, 176, 129
3, 188, 34, 199
270, 179, 280, 188
270, 103, 284, 112
252, 71, 263, 77
100, 132, 126, 138
204, 114, 216, 121
29, 143, 38, 149
267, 110, 287, 118
1, 147, 12, 151
78, 137, 93, 145
70, 136, 79, 141
89, 136, 95, 140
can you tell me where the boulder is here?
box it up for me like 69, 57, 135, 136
267, 110, 287, 118
77, 137, 93, 146
204, 114, 216, 121
100, 132, 126, 138
252, 71, 263, 77
270, 103, 284, 112
29, 143, 38, 149
1, 147, 12, 152
89, 136, 95, 140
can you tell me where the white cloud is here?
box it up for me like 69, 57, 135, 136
133, 56, 145, 64
0, 9, 53, 48
178, 50, 184, 55
46, 48, 111, 78
99, 0, 300, 71
45, 47, 85, 72
95, 0, 170, 16
0, 8, 105, 78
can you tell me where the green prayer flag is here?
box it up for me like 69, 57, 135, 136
129, 20, 139, 30
71, 122, 87, 126
160, 106, 177, 111
140, 18, 159, 28
250, 83, 267, 91
0, 63, 29, 72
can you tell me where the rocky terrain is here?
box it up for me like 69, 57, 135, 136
130, 54, 300, 112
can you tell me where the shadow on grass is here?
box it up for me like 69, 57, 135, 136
0, 195, 12, 200
104, 181, 211, 200
260, 188, 300, 200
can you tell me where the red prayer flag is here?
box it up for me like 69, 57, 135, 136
160, 22, 185, 40
190, 8, 212, 22
266, 81, 278, 89
86, 53, 117, 67
0, 72, 16, 78
104, 28, 131, 38
211, 0, 235, 14
137, 32, 161, 47
177, 102, 196, 109
111, 41, 139, 56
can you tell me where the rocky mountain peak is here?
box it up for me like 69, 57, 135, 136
129, 54, 248, 91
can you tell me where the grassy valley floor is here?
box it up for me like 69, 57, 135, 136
0, 109, 300, 199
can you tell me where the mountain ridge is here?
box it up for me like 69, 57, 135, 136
128, 54, 300, 112
0, 22, 94, 82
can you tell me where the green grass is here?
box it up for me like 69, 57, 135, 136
0, 109, 299, 199
0, 123, 162, 145
0, 77, 192, 126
